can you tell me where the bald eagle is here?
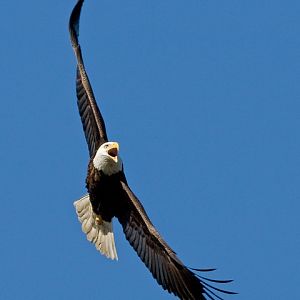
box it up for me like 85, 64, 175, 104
69, 1, 236, 299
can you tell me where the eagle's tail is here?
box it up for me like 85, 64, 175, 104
74, 194, 118, 260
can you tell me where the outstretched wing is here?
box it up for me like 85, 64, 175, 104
69, 0, 108, 157
117, 181, 236, 300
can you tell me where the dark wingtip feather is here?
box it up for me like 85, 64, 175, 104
189, 267, 217, 272
202, 280, 238, 295
69, 0, 84, 44
197, 275, 234, 284
188, 267, 238, 298
205, 291, 220, 300
205, 289, 225, 300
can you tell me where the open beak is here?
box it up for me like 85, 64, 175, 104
107, 142, 119, 162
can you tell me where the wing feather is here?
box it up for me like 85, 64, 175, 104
69, 0, 108, 157
117, 181, 235, 300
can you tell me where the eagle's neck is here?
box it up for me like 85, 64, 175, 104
93, 154, 123, 176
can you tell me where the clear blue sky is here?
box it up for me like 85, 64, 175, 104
1, 1, 299, 299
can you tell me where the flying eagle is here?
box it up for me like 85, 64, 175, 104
69, 1, 236, 299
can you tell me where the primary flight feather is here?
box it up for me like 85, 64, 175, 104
69, 1, 236, 299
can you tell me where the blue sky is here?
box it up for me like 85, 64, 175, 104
1, 0, 299, 299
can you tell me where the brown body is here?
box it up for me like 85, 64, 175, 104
86, 161, 126, 222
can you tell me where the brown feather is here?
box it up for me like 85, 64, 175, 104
69, 0, 108, 157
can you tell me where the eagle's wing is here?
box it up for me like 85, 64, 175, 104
117, 180, 235, 300
69, 0, 108, 157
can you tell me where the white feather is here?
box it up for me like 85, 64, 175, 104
74, 195, 118, 260
92, 142, 123, 176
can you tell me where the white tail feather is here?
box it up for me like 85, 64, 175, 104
74, 195, 118, 260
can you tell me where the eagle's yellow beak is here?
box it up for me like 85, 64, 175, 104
107, 142, 119, 163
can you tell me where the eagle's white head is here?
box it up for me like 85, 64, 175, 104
93, 142, 123, 176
